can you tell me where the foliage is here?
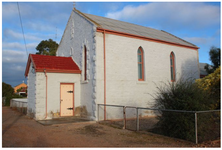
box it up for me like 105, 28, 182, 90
2, 82, 14, 97
151, 78, 213, 142
204, 47, 220, 74
153, 78, 211, 111
195, 67, 221, 142
36, 39, 58, 56
17, 87, 26, 93
2, 82, 14, 106
2, 82, 24, 106
196, 66, 220, 109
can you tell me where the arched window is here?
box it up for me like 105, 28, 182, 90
170, 52, 176, 82
84, 45, 87, 81
138, 47, 144, 81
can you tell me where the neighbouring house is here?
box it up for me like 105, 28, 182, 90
14, 82, 27, 96
25, 8, 200, 121
199, 63, 211, 78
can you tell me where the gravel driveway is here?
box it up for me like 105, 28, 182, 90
2, 107, 220, 147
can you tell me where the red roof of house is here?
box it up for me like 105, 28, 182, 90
25, 54, 81, 77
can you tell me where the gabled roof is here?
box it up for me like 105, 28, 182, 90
74, 9, 198, 50
14, 82, 27, 88
25, 54, 81, 77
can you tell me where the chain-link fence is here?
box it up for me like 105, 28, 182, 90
98, 104, 220, 144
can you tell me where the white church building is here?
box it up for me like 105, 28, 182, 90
25, 8, 199, 121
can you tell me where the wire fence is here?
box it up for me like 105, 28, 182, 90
97, 104, 220, 144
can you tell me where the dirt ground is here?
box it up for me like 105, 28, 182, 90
2, 107, 220, 147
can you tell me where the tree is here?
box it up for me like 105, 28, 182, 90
2, 82, 24, 106
2, 82, 14, 106
2, 82, 14, 98
204, 46, 220, 74
36, 39, 59, 56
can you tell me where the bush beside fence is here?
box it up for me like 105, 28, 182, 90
98, 104, 220, 144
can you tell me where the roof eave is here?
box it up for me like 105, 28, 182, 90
36, 69, 81, 74
25, 54, 35, 77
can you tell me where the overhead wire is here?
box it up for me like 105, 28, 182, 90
17, 2, 29, 57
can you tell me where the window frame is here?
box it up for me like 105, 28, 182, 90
137, 47, 145, 81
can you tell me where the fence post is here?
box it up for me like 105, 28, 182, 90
123, 106, 126, 129
136, 108, 139, 131
195, 112, 198, 144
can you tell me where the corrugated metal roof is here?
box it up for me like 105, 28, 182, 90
81, 12, 197, 48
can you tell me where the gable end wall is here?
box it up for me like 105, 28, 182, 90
56, 10, 97, 120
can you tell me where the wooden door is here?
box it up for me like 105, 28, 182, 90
60, 83, 74, 116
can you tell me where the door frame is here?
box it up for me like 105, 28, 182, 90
60, 83, 75, 116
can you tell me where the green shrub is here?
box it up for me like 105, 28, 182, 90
152, 78, 212, 142
2, 82, 24, 106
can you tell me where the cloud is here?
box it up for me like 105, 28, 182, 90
2, 62, 27, 87
2, 2, 72, 87
3, 29, 42, 42
105, 2, 220, 30
2, 2, 72, 25
2, 41, 38, 53
2, 50, 28, 63
184, 34, 220, 48
2, 3, 18, 20
26, 22, 57, 32
184, 37, 209, 45
2, 50, 28, 87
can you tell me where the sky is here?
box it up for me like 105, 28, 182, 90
1, 1, 221, 87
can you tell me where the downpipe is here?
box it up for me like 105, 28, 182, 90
44, 69, 48, 119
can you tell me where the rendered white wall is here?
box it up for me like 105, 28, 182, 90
34, 72, 81, 120
56, 10, 97, 120
35, 72, 46, 120
27, 62, 36, 117
27, 62, 36, 118
96, 33, 199, 120
46, 73, 81, 118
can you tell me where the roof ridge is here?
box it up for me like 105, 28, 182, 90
30, 54, 72, 58
161, 30, 197, 48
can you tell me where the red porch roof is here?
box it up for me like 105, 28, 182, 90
25, 54, 81, 77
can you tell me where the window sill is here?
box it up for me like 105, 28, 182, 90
136, 81, 148, 84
